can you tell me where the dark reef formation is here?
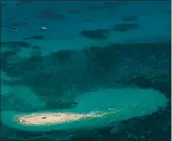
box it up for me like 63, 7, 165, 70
1, 42, 170, 108
1, 41, 171, 141
121, 16, 139, 22
112, 23, 140, 32
38, 8, 67, 20
80, 29, 109, 40
2, 41, 31, 48
23, 35, 45, 40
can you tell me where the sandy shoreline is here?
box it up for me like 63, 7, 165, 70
17, 112, 101, 126
17, 110, 122, 126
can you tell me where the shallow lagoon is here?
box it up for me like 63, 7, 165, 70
1, 1, 171, 141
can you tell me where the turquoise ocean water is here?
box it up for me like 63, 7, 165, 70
1, 1, 171, 141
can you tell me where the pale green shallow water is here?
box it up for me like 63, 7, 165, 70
1, 88, 168, 132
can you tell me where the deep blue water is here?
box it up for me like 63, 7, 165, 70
1, 0, 171, 141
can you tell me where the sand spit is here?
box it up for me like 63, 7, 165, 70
17, 110, 122, 126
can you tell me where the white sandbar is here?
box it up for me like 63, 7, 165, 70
18, 112, 97, 125
1, 88, 168, 132
17, 110, 122, 126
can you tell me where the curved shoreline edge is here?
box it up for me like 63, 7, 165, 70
1, 88, 168, 132
17, 112, 97, 126
16, 109, 123, 126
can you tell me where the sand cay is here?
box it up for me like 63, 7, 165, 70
17, 110, 122, 126
1, 88, 168, 132
18, 112, 96, 125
